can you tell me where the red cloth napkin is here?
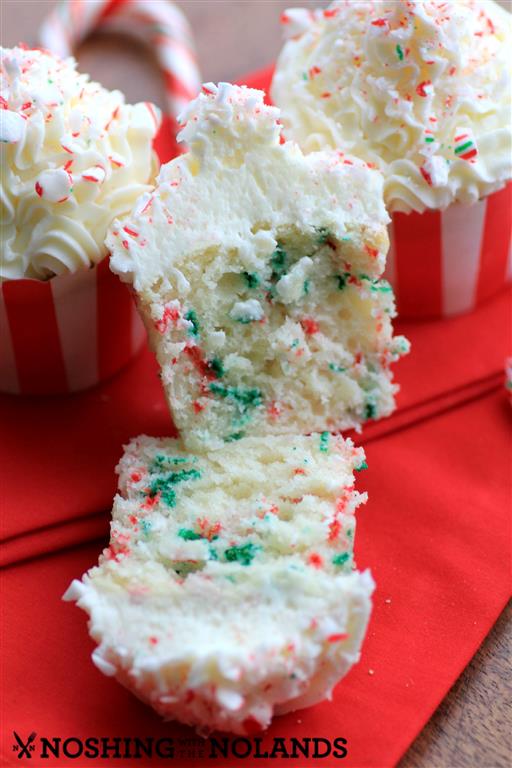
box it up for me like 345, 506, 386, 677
2, 389, 509, 768
1, 66, 511, 768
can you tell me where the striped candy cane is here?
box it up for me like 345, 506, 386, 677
39, 0, 201, 121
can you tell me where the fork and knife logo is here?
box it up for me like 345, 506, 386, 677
12, 732, 37, 759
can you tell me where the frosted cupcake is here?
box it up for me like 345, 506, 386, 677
272, 1, 512, 317
0, 46, 161, 393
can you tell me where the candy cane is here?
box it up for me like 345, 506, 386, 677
39, 0, 201, 120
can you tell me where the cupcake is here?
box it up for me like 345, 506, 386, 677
106, 84, 409, 450
0, 46, 161, 393
271, 0, 512, 318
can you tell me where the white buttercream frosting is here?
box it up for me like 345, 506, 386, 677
271, 0, 512, 213
0, 46, 161, 280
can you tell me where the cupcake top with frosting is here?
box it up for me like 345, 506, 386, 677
0, 46, 161, 280
271, 0, 512, 213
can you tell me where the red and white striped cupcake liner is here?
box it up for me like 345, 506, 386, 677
0, 0, 201, 396
386, 183, 511, 319
0, 259, 145, 395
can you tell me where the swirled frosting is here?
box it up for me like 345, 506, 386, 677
271, 1, 512, 213
0, 46, 161, 280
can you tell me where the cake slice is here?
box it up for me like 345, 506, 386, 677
107, 83, 408, 449
65, 433, 373, 735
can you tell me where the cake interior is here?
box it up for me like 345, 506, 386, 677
107, 433, 367, 578
146, 226, 405, 446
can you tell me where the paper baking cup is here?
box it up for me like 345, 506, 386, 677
385, 183, 512, 319
0, 258, 145, 395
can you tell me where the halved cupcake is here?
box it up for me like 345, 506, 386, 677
106, 83, 409, 449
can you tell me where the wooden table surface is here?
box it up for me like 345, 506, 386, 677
2, 2, 510, 766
